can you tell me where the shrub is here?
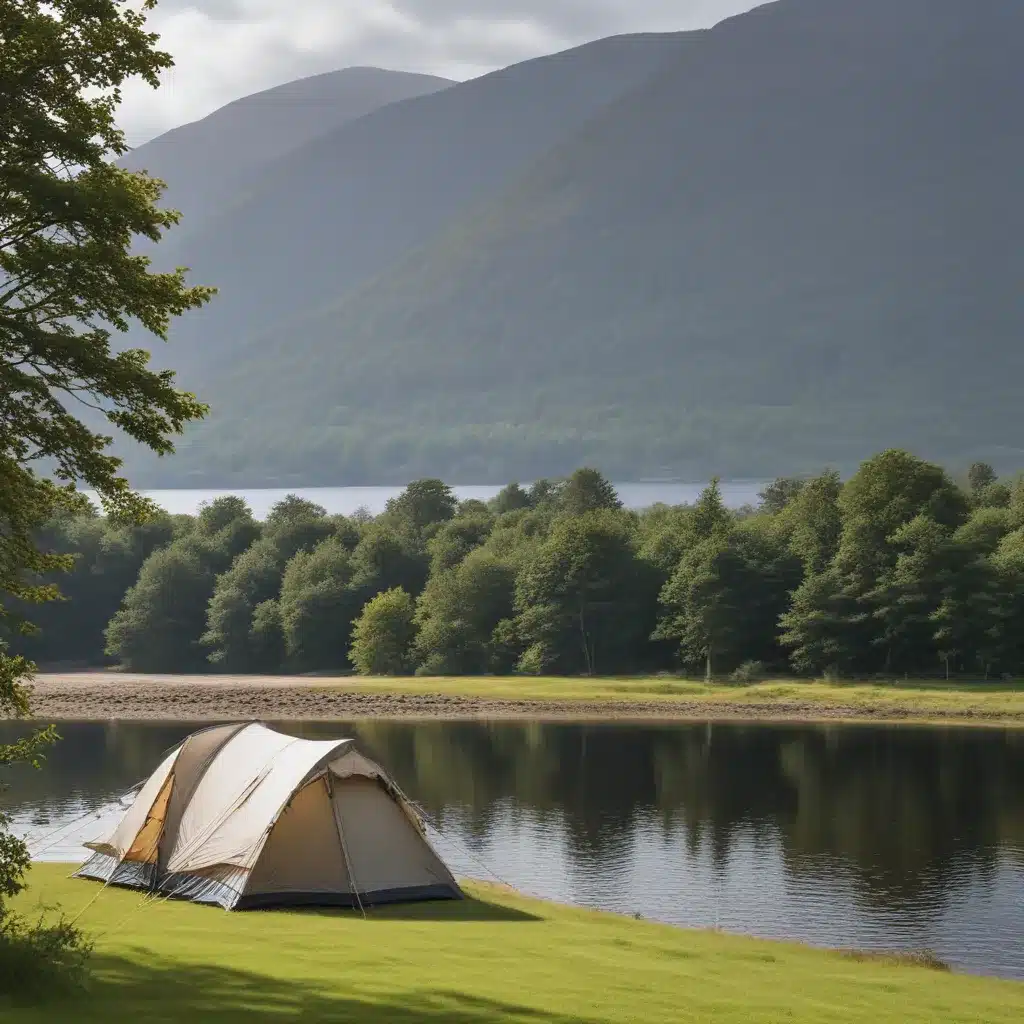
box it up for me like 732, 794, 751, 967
0, 911, 92, 1004
730, 660, 768, 684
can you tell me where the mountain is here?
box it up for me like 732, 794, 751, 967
119, 66, 453, 235
132, 0, 1024, 486
132, 32, 695, 379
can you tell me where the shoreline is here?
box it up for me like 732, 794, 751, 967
15, 672, 1024, 727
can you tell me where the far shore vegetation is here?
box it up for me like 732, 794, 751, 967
10, 453, 1024, 698
5, 864, 1022, 1023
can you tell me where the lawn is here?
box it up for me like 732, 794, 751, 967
5, 864, 1022, 1022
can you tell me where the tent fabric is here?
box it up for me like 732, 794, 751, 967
91, 745, 179, 861
76, 722, 461, 910
156, 722, 249, 873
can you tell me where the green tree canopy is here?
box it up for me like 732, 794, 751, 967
514, 510, 657, 675
200, 496, 333, 670
104, 542, 214, 672
427, 514, 493, 576
414, 550, 517, 675
1, 0, 214, 932
383, 479, 457, 538
349, 587, 417, 676
279, 538, 359, 672
104, 497, 256, 670
655, 523, 799, 678
558, 468, 622, 516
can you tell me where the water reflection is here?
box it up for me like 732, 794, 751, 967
2, 720, 1022, 978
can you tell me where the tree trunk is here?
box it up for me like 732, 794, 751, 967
578, 604, 592, 677
705, 648, 712, 683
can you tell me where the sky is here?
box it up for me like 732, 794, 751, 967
118, 0, 764, 146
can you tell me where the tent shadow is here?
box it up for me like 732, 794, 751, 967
24, 953, 597, 1022
292, 894, 541, 923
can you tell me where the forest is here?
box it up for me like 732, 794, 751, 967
6, 449, 1024, 682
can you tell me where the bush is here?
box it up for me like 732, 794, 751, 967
730, 660, 768, 684
349, 587, 417, 676
0, 911, 92, 1004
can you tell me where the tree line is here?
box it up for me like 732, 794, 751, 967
7, 450, 1024, 681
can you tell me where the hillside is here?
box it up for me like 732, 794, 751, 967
119, 67, 452, 240
130, 0, 1024, 486
129, 32, 695, 382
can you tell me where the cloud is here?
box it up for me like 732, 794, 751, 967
116, 0, 761, 146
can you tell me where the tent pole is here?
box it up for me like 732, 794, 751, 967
327, 773, 366, 919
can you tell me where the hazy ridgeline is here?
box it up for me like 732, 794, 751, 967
5, 451, 1024, 681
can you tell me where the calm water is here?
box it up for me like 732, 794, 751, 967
85, 482, 767, 519
3, 720, 1022, 979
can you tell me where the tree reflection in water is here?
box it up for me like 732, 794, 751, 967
2, 719, 1022, 971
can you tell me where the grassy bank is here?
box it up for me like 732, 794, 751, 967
317, 675, 1024, 721
27, 672, 1024, 725
6, 864, 1022, 1022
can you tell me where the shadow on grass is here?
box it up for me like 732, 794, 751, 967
290, 895, 541, 923
41, 953, 600, 1023
367, 895, 541, 922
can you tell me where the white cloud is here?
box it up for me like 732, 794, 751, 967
116, 0, 762, 146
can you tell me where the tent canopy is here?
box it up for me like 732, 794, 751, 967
76, 722, 461, 910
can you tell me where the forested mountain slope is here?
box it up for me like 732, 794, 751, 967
133, 32, 693, 386
131, 0, 1023, 485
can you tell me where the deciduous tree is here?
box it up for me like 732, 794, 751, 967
1, 0, 214, 934
349, 587, 417, 676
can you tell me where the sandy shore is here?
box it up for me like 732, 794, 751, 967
11, 671, 1020, 725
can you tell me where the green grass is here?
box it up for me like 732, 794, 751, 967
306, 675, 1024, 724
5, 864, 1022, 1022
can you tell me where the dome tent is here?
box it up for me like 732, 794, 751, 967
75, 722, 461, 910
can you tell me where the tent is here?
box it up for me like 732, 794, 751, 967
75, 722, 462, 910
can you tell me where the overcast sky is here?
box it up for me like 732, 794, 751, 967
117, 0, 764, 146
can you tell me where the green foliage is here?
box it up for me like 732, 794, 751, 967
691, 478, 732, 542
778, 573, 842, 676
278, 539, 358, 671
490, 482, 532, 514
103, 544, 215, 672
14, 448, 1024, 688
349, 524, 429, 599
780, 471, 843, 575
968, 462, 997, 496
382, 479, 457, 539
349, 587, 417, 676
514, 510, 658, 675
1, 0, 218, 988
199, 496, 332, 670
655, 523, 800, 678
247, 599, 285, 672
758, 478, 806, 515
731, 660, 768, 683
558, 468, 622, 516
0, 911, 92, 1003
427, 514, 493, 576
414, 551, 517, 675
104, 497, 258, 671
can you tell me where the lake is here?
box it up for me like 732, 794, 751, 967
85, 482, 768, 519
3, 720, 1022, 980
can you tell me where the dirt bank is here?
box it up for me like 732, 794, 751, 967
12, 672, 1020, 726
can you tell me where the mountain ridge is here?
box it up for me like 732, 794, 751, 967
118, 66, 453, 240
123, 0, 1024, 485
